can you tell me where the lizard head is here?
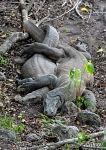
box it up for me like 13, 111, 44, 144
43, 88, 65, 117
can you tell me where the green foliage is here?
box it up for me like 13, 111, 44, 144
68, 68, 81, 89
75, 96, 89, 109
101, 130, 106, 148
68, 61, 94, 90
77, 131, 87, 144
39, 114, 65, 127
14, 123, 25, 133
0, 116, 25, 133
101, 140, 106, 148
0, 54, 9, 66
64, 144, 71, 150
84, 60, 95, 75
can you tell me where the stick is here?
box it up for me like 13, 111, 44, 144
20, 131, 105, 150
27, 0, 35, 13
19, 0, 45, 42
0, 32, 28, 54
34, 0, 46, 15
75, 0, 84, 19
39, 0, 82, 23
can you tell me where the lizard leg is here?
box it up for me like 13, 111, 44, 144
17, 74, 57, 93
21, 42, 65, 61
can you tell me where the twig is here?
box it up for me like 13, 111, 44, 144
36, 14, 50, 27
20, 0, 28, 20
0, 32, 29, 54
75, 0, 84, 19
87, 9, 92, 22
20, 131, 105, 150
27, 0, 35, 13
62, 0, 67, 7
38, 0, 82, 23
81, 145, 106, 149
19, 0, 45, 42
34, 0, 46, 15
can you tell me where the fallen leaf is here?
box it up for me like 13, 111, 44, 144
80, 7, 89, 13
97, 48, 104, 53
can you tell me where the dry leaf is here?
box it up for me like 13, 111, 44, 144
80, 7, 89, 13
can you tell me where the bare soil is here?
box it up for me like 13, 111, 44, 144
0, 0, 106, 149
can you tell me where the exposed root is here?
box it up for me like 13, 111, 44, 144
20, 130, 105, 150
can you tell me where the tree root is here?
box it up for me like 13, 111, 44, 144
0, 32, 28, 54
20, 131, 105, 150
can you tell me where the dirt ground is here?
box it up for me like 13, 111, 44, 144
0, 0, 106, 149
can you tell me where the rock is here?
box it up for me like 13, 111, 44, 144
62, 102, 78, 115
0, 72, 6, 81
76, 110, 101, 127
14, 56, 26, 65
103, 13, 106, 24
14, 94, 23, 103
26, 133, 41, 142
0, 129, 16, 141
82, 90, 96, 112
76, 41, 88, 52
51, 124, 79, 140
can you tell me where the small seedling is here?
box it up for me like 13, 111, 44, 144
39, 114, 65, 127
64, 143, 71, 150
101, 129, 106, 148
68, 68, 81, 89
0, 116, 25, 133
75, 96, 89, 109
0, 54, 9, 66
77, 131, 87, 144
84, 60, 95, 75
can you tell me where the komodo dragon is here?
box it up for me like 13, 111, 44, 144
16, 25, 95, 116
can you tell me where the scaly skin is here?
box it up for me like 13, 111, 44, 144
17, 25, 94, 116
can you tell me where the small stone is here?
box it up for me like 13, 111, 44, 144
0, 72, 6, 81
103, 14, 106, 24
82, 90, 96, 112
51, 124, 79, 140
0, 129, 16, 141
14, 94, 22, 103
76, 41, 88, 52
62, 102, 78, 115
76, 110, 101, 127
26, 133, 41, 142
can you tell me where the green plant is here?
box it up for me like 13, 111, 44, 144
0, 116, 25, 133
39, 114, 65, 127
75, 96, 89, 109
101, 129, 106, 148
84, 60, 95, 75
0, 54, 9, 66
68, 68, 81, 89
77, 131, 87, 144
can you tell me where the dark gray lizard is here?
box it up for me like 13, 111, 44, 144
16, 25, 95, 116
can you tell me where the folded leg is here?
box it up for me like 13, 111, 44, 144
21, 42, 65, 61
15, 87, 49, 105
17, 74, 57, 93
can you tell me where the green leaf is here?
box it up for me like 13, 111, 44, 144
77, 132, 87, 144
75, 69, 81, 78
65, 143, 71, 150
80, 7, 89, 13
101, 139, 106, 147
75, 79, 81, 87
14, 123, 25, 133
84, 61, 95, 75
69, 68, 76, 79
